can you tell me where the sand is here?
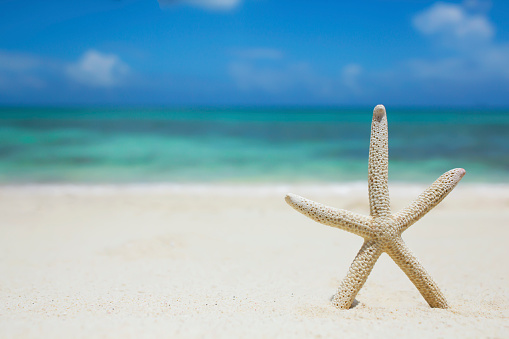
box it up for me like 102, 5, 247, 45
1, 183, 508, 338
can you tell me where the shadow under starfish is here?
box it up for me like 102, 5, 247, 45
285, 105, 465, 309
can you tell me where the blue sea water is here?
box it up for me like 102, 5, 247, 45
0, 107, 508, 183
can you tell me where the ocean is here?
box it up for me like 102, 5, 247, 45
0, 107, 507, 184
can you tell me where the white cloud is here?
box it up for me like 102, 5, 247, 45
408, 1, 509, 84
412, 2, 494, 45
0, 49, 130, 93
158, 0, 240, 11
66, 50, 129, 87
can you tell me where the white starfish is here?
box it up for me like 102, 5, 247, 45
285, 105, 465, 309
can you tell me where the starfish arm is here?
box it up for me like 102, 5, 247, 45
394, 168, 466, 233
386, 237, 449, 308
285, 193, 374, 238
332, 239, 384, 309
368, 105, 390, 217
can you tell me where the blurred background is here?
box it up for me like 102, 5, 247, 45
0, 0, 508, 183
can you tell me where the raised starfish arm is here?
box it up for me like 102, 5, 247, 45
368, 105, 390, 218
332, 239, 384, 309
386, 237, 449, 308
285, 193, 374, 238
394, 168, 466, 233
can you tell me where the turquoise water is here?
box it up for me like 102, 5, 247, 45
0, 107, 508, 183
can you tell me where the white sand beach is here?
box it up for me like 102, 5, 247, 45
1, 183, 508, 338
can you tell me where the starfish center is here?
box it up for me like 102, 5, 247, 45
371, 216, 398, 243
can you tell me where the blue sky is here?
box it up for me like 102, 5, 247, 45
0, 0, 508, 106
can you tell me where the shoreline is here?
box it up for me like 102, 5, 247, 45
1, 181, 508, 194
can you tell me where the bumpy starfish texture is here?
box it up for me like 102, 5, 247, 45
285, 105, 465, 309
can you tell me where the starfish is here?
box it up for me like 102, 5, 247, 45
285, 105, 465, 309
